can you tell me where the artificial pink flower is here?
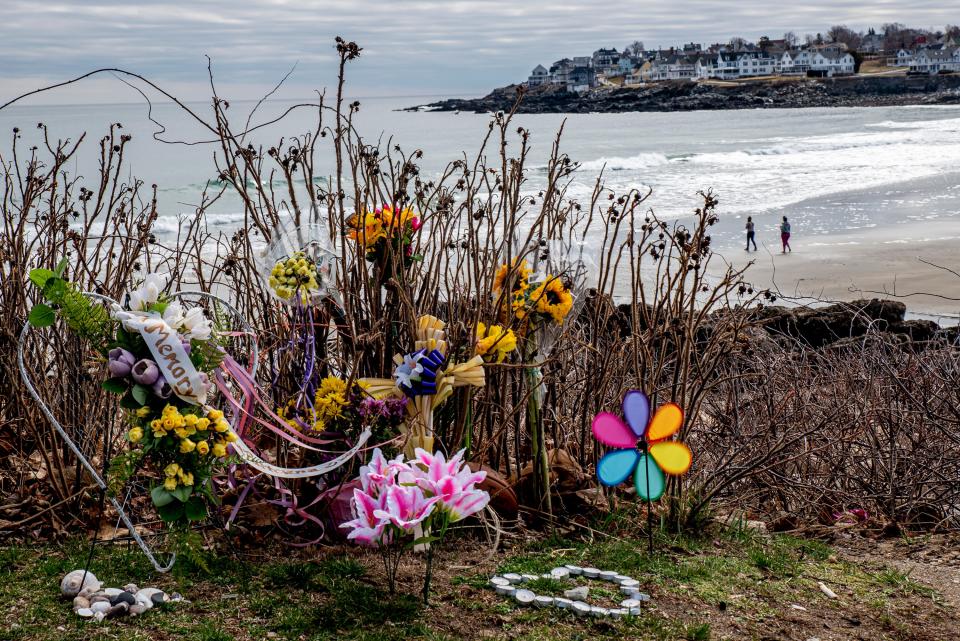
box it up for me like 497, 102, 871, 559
358, 448, 405, 495
374, 484, 439, 530
412, 448, 489, 522
341, 488, 390, 546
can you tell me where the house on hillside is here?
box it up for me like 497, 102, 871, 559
793, 49, 855, 76
527, 64, 550, 87
892, 48, 914, 67
910, 47, 960, 74
549, 58, 573, 86
568, 66, 597, 92
592, 47, 620, 71
618, 54, 635, 75
860, 32, 884, 54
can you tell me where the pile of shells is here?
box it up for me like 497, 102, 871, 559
60, 570, 185, 622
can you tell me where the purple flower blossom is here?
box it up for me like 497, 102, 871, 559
151, 374, 172, 399
107, 348, 136, 378
131, 359, 160, 385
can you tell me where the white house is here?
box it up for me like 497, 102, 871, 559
910, 47, 960, 74
527, 64, 550, 87
893, 49, 914, 67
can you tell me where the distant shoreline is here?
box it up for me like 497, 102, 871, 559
408, 75, 960, 114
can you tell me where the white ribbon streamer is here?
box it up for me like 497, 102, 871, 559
228, 427, 372, 479
113, 309, 209, 405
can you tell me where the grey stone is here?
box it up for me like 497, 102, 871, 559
564, 586, 589, 600
130, 603, 149, 616
60, 570, 101, 597
75, 608, 94, 618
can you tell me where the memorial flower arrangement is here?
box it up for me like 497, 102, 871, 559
341, 447, 489, 601
28, 267, 237, 525
276, 375, 407, 444
492, 258, 574, 328
347, 204, 422, 265
268, 251, 322, 304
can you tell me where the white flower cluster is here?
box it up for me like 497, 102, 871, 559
112, 273, 213, 341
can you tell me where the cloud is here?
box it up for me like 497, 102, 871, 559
0, 0, 955, 103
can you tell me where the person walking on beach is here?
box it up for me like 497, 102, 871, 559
745, 216, 757, 251
780, 216, 792, 253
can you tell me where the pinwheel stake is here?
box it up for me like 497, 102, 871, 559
592, 390, 692, 554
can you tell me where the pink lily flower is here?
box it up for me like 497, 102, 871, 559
341, 488, 391, 546
374, 484, 439, 531
358, 448, 406, 495
412, 448, 489, 522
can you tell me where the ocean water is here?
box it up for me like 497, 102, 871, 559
3, 96, 960, 269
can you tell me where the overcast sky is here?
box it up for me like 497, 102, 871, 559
0, 1, 955, 104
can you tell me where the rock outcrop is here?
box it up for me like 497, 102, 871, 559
410, 75, 960, 114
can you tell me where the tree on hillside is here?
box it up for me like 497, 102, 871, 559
827, 25, 862, 50
946, 25, 960, 41
625, 41, 645, 56
783, 31, 799, 47
728, 36, 748, 51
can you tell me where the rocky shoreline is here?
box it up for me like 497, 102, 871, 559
411, 75, 960, 114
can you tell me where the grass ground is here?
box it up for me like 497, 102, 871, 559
1, 523, 957, 641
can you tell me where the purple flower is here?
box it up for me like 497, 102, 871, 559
131, 359, 160, 385
181, 339, 192, 355
151, 374, 172, 399
107, 348, 136, 378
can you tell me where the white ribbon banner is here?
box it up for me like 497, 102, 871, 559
113, 310, 209, 405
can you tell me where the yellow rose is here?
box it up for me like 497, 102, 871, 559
196, 418, 210, 431
164, 463, 180, 478
161, 417, 176, 430
136, 407, 151, 418
212, 443, 227, 457
183, 414, 198, 427
180, 472, 194, 486
179, 439, 197, 453
150, 419, 162, 430
163, 477, 177, 491
128, 427, 143, 443
214, 420, 229, 433
224, 431, 238, 443
207, 409, 224, 421
196, 440, 210, 456
174, 427, 188, 439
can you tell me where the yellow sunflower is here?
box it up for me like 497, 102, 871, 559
530, 276, 573, 324
493, 259, 531, 294
475, 322, 518, 363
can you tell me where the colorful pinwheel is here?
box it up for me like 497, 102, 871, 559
592, 390, 692, 501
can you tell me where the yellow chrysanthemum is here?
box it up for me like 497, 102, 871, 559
530, 276, 574, 324
319, 376, 347, 395
128, 427, 143, 443
164, 463, 180, 478
163, 477, 178, 491
476, 322, 518, 363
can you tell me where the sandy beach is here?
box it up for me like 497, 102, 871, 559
730, 220, 960, 319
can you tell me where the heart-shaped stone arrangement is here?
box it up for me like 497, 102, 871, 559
61, 570, 186, 622
488, 565, 652, 619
